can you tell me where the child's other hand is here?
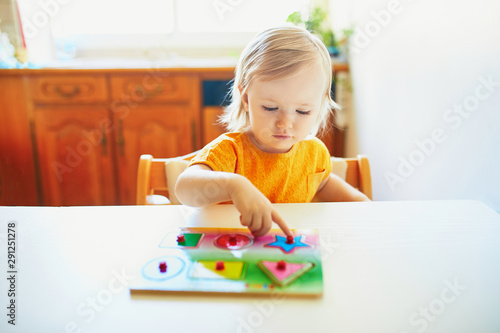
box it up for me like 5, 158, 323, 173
231, 177, 291, 238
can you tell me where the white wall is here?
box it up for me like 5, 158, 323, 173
331, 0, 500, 211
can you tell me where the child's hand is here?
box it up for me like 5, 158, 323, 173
176, 165, 291, 237
230, 177, 292, 238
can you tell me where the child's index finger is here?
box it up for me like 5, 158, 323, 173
271, 209, 293, 237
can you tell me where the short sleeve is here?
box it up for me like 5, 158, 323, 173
189, 135, 238, 173
313, 138, 332, 181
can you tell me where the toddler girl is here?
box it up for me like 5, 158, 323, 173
176, 26, 369, 237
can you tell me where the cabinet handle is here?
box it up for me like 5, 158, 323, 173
135, 84, 165, 99
55, 85, 81, 99
116, 119, 125, 156
100, 124, 108, 156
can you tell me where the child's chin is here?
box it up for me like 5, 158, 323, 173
269, 144, 293, 153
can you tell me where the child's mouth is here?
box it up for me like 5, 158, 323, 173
273, 135, 292, 140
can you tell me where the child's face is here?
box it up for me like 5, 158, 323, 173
241, 61, 326, 153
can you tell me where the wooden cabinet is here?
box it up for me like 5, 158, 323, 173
109, 74, 199, 204
110, 74, 194, 103
0, 75, 39, 205
202, 106, 226, 144
1, 65, 345, 206
33, 106, 116, 205
29, 74, 116, 205
30, 75, 108, 103
27, 71, 200, 206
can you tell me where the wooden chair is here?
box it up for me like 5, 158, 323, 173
136, 151, 199, 205
136, 153, 372, 205
334, 155, 372, 200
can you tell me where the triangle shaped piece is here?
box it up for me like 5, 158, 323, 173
258, 260, 314, 287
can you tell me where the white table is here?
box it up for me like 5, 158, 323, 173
1, 201, 499, 333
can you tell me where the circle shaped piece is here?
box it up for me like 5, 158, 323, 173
214, 233, 253, 250
142, 256, 185, 281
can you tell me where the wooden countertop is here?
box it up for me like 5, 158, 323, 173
0, 58, 349, 76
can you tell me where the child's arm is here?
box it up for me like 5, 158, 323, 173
313, 173, 371, 202
175, 164, 292, 237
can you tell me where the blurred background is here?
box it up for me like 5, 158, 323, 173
1, 0, 499, 211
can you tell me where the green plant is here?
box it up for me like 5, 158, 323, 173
286, 7, 336, 48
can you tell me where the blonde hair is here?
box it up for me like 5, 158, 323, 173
219, 25, 340, 137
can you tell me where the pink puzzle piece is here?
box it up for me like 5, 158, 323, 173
260, 260, 308, 284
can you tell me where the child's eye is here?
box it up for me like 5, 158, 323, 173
296, 110, 311, 115
262, 106, 278, 111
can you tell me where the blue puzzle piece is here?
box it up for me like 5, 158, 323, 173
265, 235, 310, 253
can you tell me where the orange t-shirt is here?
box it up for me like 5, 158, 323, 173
189, 132, 332, 203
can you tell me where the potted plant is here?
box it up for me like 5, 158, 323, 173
287, 6, 339, 56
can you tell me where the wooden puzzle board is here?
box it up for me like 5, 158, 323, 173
130, 228, 323, 296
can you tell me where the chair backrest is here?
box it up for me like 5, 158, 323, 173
136, 151, 198, 205
136, 153, 372, 205
341, 155, 372, 200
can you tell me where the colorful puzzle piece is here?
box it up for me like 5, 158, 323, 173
190, 261, 245, 280
177, 233, 203, 247
142, 256, 185, 281
265, 235, 310, 253
215, 233, 253, 250
132, 228, 322, 296
257, 260, 314, 286
159, 232, 204, 248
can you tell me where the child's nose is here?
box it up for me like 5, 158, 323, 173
276, 113, 293, 129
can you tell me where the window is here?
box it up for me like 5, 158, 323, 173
18, 0, 312, 60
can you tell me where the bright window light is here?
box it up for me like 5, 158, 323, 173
18, 0, 312, 59
54, 0, 175, 35
177, 0, 310, 33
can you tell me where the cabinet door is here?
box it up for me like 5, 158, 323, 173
202, 106, 226, 145
114, 105, 195, 204
34, 107, 117, 206
318, 112, 345, 157
0, 76, 39, 205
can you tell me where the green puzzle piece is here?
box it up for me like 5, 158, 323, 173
178, 233, 203, 247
